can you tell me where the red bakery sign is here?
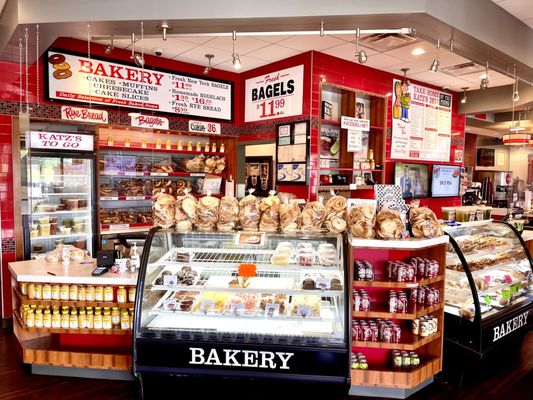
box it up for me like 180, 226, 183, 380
27, 131, 94, 151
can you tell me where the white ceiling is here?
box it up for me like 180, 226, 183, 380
77, 32, 518, 92
492, 0, 533, 29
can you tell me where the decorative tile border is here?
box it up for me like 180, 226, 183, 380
1, 237, 15, 254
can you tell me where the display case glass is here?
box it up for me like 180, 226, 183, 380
445, 221, 532, 320
136, 229, 347, 347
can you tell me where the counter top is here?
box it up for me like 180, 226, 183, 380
521, 230, 533, 242
8, 259, 138, 285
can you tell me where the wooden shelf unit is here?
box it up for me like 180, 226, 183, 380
349, 237, 447, 393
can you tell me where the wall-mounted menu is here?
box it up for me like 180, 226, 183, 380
276, 121, 308, 184
46, 50, 233, 121
390, 79, 452, 162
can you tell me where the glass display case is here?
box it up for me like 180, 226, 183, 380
133, 228, 350, 397
443, 220, 532, 374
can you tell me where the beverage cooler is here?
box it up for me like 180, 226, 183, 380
22, 131, 97, 259
133, 228, 350, 399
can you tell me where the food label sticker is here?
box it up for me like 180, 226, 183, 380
264, 303, 280, 317
162, 299, 177, 311
316, 277, 331, 290
296, 306, 313, 317
230, 303, 245, 315
484, 275, 491, 283
510, 285, 518, 294
151, 172, 168, 176
349, 183, 358, 190
191, 173, 205, 177
125, 172, 138, 176
200, 300, 215, 313
126, 196, 145, 200
109, 224, 130, 230
504, 275, 512, 283
104, 171, 118, 176
484, 295, 492, 305
101, 196, 118, 201
163, 275, 177, 286
502, 289, 511, 299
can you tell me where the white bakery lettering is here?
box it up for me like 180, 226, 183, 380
189, 347, 294, 370
493, 311, 529, 342
78, 60, 164, 86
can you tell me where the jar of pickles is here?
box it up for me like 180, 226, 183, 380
34, 308, 44, 328
441, 207, 456, 221
25, 308, 35, 327
111, 307, 121, 327
120, 310, 130, 330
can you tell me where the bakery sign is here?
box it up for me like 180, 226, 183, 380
188, 120, 221, 134
61, 106, 108, 123
244, 65, 304, 122
189, 347, 294, 370
27, 131, 94, 151
492, 311, 529, 342
130, 114, 169, 130
46, 50, 233, 121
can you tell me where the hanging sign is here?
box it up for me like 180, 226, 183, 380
341, 116, 370, 131
244, 65, 304, 122
130, 114, 169, 129
46, 50, 233, 121
188, 120, 221, 134
61, 106, 108, 123
391, 79, 452, 162
27, 131, 94, 151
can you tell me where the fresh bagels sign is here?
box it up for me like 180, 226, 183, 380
27, 131, 94, 151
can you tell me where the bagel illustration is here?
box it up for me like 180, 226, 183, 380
49, 53, 72, 80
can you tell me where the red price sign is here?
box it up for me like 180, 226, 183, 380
256, 98, 286, 118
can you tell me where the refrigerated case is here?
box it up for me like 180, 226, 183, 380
443, 221, 533, 376
133, 228, 350, 398
23, 140, 97, 259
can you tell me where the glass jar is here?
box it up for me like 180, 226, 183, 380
86, 285, 95, 301
78, 308, 87, 329
117, 286, 127, 303
211, 142, 217, 153
124, 136, 130, 147
51, 284, 60, 300
60, 309, 69, 329
107, 135, 113, 146
27, 283, 36, 300
51, 308, 61, 328
111, 307, 121, 326
368, 149, 374, 160
177, 140, 183, 151
43, 309, 52, 328
34, 308, 44, 328
102, 308, 112, 330
187, 141, 193, 151
220, 143, 225, 153
156, 138, 162, 150
86, 307, 94, 329
95, 286, 104, 301
25, 309, 35, 327
196, 142, 202, 152
42, 283, 52, 300
441, 207, 456, 221
204, 142, 210, 152
60, 284, 70, 300
78, 285, 86, 301
34, 284, 42, 300
69, 308, 78, 329
120, 310, 130, 330
128, 287, 136, 303
69, 285, 78, 301
141, 137, 147, 149
20, 282, 28, 295
166, 139, 172, 150
104, 286, 114, 302
94, 308, 103, 329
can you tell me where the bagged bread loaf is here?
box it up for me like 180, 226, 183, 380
195, 194, 220, 231
323, 195, 347, 233
239, 190, 260, 231
301, 200, 326, 232
347, 204, 376, 238
280, 201, 301, 232
153, 193, 176, 229
409, 205, 443, 238
375, 205, 403, 240
259, 191, 281, 232
217, 196, 239, 231
174, 190, 198, 232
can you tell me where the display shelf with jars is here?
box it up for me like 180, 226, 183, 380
317, 83, 386, 195
8, 259, 137, 375
348, 235, 447, 396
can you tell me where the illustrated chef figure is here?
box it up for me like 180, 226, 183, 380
400, 166, 412, 198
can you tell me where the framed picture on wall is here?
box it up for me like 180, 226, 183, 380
276, 121, 309, 185
245, 156, 273, 197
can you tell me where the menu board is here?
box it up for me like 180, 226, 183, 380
46, 50, 233, 121
390, 79, 452, 161
431, 165, 461, 197
276, 121, 308, 184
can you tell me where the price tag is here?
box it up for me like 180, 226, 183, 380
510, 285, 518, 294
191, 173, 205, 177
163, 275, 177, 286
230, 303, 245, 315
200, 300, 215, 313
162, 299, 178, 311
504, 275, 512, 283
316, 277, 331, 290
264, 303, 280, 317
484, 295, 492, 305
484, 275, 491, 283
502, 289, 511, 299
152, 172, 168, 177
125, 196, 144, 200
101, 196, 118, 201
104, 171, 118, 176
349, 183, 358, 190
109, 224, 129, 230
296, 306, 313, 317
125, 171, 138, 176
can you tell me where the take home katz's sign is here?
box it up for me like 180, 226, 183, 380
27, 131, 94, 151
46, 50, 233, 121
244, 65, 304, 122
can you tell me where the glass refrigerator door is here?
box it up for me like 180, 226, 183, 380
137, 230, 346, 348
27, 155, 94, 257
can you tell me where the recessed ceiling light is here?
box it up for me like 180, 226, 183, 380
411, 47, 425, 56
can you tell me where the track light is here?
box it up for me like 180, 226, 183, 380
355, 28, 367, 64
429, 39, 440, 72
480, 61, 489, 90
158, 22, 171, 41
401, 68, 410, 85
203, 54, 214, 75
130, 33, 144, 67
513, 87, 520, 102
104, 37, 113, 54
512, 65, 519, 102
232, 30, 241, 70
461, 87, 468, 104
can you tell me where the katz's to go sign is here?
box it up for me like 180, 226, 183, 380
27, 131, 94, 151
244, 65, 304, 122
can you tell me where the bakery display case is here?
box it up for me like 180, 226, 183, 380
133, 228, 350, 398
443, 220, 533, 379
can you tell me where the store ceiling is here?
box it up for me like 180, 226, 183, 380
492, 0, 533, 29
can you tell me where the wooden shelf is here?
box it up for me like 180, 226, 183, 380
98, 144, 225, 156
352, 303, 443, 320
350, 357, 441, 389
352, 275, 444, 289
14, 287, 134, 309
352, 332, 441, 351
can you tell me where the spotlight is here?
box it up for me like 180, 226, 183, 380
461, 87, 468, 104
133, 53, 145, 67
480, 61, 489, 90
355, 28, 368, 64
203, 54, 214, 75
429, 39, 440, 72
512, 65, 520, 102
232, 31, 241, 70
158, 22, 172, 41
513, 89, 520, 102
104, 36, 114, 54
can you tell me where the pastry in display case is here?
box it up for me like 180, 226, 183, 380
132, 228, 350, 398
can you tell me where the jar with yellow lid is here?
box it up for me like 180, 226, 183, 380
95, 286, 104, 301
166, 139, 172, 150
177, 140, 183, 151
51, 284, 60, 300
107, 135, 114, 146
20, 282, 28, 295
34, 308, 44, 328
196, 141, 202, 152
42, 283, 52, 300
156, 138, 162, 150
117, 286, 127, 303
78, 285, 86, 301
20, 304, 29, 321
102, 308, 112, 330
28, 283, 36, 300
211, 142, 217, 153
120, 310, 130, 330
104, 286, 114, 302
34, 284, 42, 300
69, 308, 78, 329
86, 307, 94, 329
25, 309, 35, 327
78, 308, 87, 329
124, 136, 130, 148
220, 143, 225, 153
187, 141, 193, 151
86, 285, 95, 301
94, 308, 103, 329
141, 137, 147, 149
60, 284, 69, 300
51, 308, 61, 328
60, 309, 69, 329
204, 142, 210, 152
111, 307, 121, 327
128, 287, 136, 303
43, 309, 52, 328
69, 285, 78, 301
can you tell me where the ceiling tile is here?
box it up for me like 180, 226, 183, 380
213, 55, 269, 72
245, 44, 300, 62
175, 46, 232, 65
204, 36, 271, 55
385, 41, 436, 63
250, 35, 293, 44
321, 42, 379, 61
131, 37, 199, 58
172, 36, 217, 45
276, 34, 346, 52
363, 52, 405, 69
495, 0, 533, 20
524, 18, 533, 28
